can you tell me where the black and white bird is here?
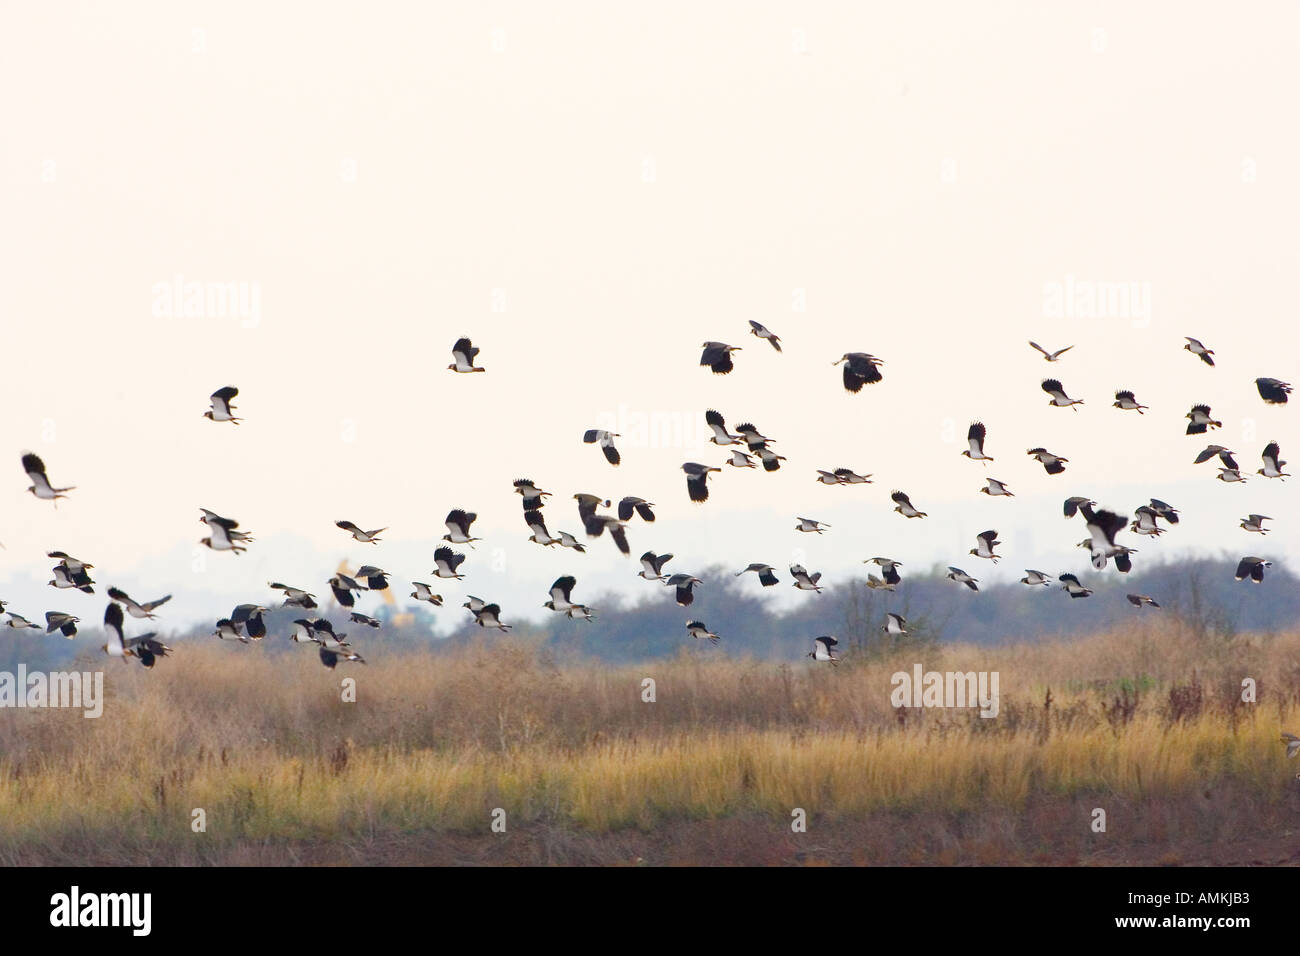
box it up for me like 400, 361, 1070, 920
573, 493, 610, 526
1256, 378, 1292, 405
700, 341, 742, 375
618, 497, 656, 522
808, 636, 839, 664
726, 450, 756, 468
1259, 442, 1289, 479
639, 551, 674, 581
1028, 341, 1073, 362
682, 462, 721, 502
704, 409, 741, 445
1041, 379, 1083, 409
288, 618, 322, 644
1059, 573, 1093, 598
199, 508, 252, 553
686, 621, 719, 645
1126, 594, 1160, 609
747, 320, 782, 351
891, 490, 927, 518
962, 422, 993, 462
1027, 448, 1068, 475
583, 514, 630, 555
461, 596, 487, 613
1112, 390, 1148, 413
1020, 569, 1051, 587
1235, 556, 1271, 583
882, 613, 908, 635
583, 429, 621, 466
1147, 499, 1180, 524
946, 567, 979, 591
833, 352, 884, 392
44, 611, 79, 637
794, 517, 830, 534
543, 576, 580, 613
22, 452, 74, 503
866, 557, 903, 588
336, 520, 384, 544
328, 573, 364, 607
410, 582, 443, 605
204, 386, 241, 424
556, 531, 587, 553
790, 564, 824, 592
432, 547, 467, 580
734, 423, 774, 451
524, 509, 560, 547
1079, 504, 1128, 570
230, 603, 270, 639
1216, 466, 1247, 484
1240, 514, 1271, 534
47, 551, 92, 573
471, 603, 511, 631
980, 478, 1014, 497
665, 573, 703, 606
1185, 404, 1222, 435
513, 479, 552, 510
1130, 506, 1165, 537
447, 337, 485, 373
353, 565, 391, 590
301, 618, 350, 649
320, 644, 366, 668
1183, 336, 1215, 366
443, 509, 481, 547
970, 530, 1002, 563
1063, 496, 1096, 519
1281, 733, 1300, 760
102, 603, 169, 667
350, 612, 382, 629
107, 587, 172, 619
819, 468, 872, 485
49, 561, 95, 593
757, 448, 787, 472
1193, 445, 1237, 468
736, 562, 778, 587
268, 582, 318, 609
4, 612, 41, 629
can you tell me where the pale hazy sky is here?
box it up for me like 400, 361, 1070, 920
1, 2, 1297, 630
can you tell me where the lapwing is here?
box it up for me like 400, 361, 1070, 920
1216, 467, 1247, 483
700, 341, 742, 375
573, 493, 610, 525
882, 613, 908, 635
980, 477, 1014, 497
1256, 377, 1292, 405
107, 587, 172, 619
556, 531, 587, 553
583, 429, 621, 466
866, 557, 902, 588
747, 320, 782, 351
543, 576, 580, 613
199, 508, 252, 553
962, 422, 993, 462
891, 490, 927, 518
1059, 573, 1093, 598
1079, 504, 1127, 570
204, 386, 241, 424
432, 547, 467, 579
726, 450, 757, 468
102, 603, 169, 667
1130, 506, 1165, 537
43, 611, 79, 637
1240, 514, 1271, 534
213, 619, 246, 642
1235, 556, 1270, 583
410, 582, 443, 605
1112, 390, 1148, 413
49, 562, 95, 593
353, 566, 391, 590
795, 517, 830, 533
448, 337, 485, 373
583, 514, 630, 555
834, 352, 884, 392
946, 567, 979, 591
686, 621, 719, 644
1193, 445, 1236, 468
665, 573, 702, 606
230, 603, 270, 639
734, 423, 774, 451
617, 497, 656, 522
443, 509, 481, 547
320, 644, 366, 668
970, 530, 1002, 562
639, 551, 674, 581
47, 551, 92, 573
1041, 379, 1083, 409
1259, 442, 1289, 479
269, 582, 318, 609
736, 562, 778, 587
22, 452, 74, 503
1063, 496, 1096, 519
328, 573, 364, 607
1147, 499, 1180, 524
310, 619, 352, 650
1028, 341, 1073, 362
682, 462, 721, 502
1185, 404, 1222, 435
461, 596, 487, 613
1126, 593, 1160, 609
1027, 448, 1068, 475
349, 612, 381, 629
1020, 569, 1051, 586
471, 603, 511, 631
808, 636, 840, 664
790, 564, 824, 592
513, 479, 552, 510
524, 509, 560, 547
705, 409, 741, 445
757, 447, 787, 472
1281, 733, 1300, 760
4, 613, 40, 629
336, 520, 385, 544
1183, 336, 1215, 366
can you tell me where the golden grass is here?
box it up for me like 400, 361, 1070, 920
2, 618, 1299, 862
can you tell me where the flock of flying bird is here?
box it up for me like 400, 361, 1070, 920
4, 325, 1293, 671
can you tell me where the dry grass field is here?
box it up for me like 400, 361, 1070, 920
3, 619, 1300, 865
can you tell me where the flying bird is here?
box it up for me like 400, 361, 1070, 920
882, 613, 908, 635
1028, 341, 1073, 362
199, 508, 252, 553
44, 611, 79, 638
524, 509, 560, 547
946, 567, 979, 592
1235, 556, 1271, 584
513, 479, 552, 510
22, 452, 74, 503
204, 386, 241, 424
790, 564, 824, 592
336, 520, 384, 544
891, 490, 927, 518
734, 423, 774, 451
756, 448, 787, 472
328, 573, 363, 607
556, 531, 587, 553
49, 561, 95, 593
107, 587, 172, 619
432, 547, 467, 579
808, 636, 840, 664
349, 612, 381, 629
1147, 499, 1180, 524
1079, 504, 1128, 570
1126, 594, 1160, 609
639, 551, 674, 581
573, 493, 610, 525
866, 557, 903, 588
543, 576, 580, 613
1130, 506, 1165, 537
410, 582, 443, 605
980, 478, 1014, 497
1281, 733, 1300, 760
834, 352, 884, 392
1059, 573, 1093, 598
583, 514, 630, 555
4, 613, 41, 629
682, 462, 721, 502
353, 565, 391, 590
1063, 496, 1096, 519
726, 450, 756, 468
320, 644, 366, 668
1041, 379, 1083, 409
962, 422, 993, 462
1185, 404, 1222, 435
448, 337, 485, 373
665, 573, 703, 606
747, 320, 782, 351
1020, 569, 1051, 587
736, 562, 778, 587
230, 603, 270, 639
1027, 448, 1068, 475
617, 497, 656, 522
970, 530, 1002, 562
794, 517, 830, 533
700, 341, 742, 375
1193, 445, 1237, 468
1112, 390, 1148, 413
1240, 514, 1271, 534
102, 602, 169, 667
269, 582, 318, 609
470, 603, 511, 631
443, 509, 481, 547
1183, 336, 1215, 366
583, 429, 621, 466
686, 621, 719, 645
1256, 377, 1292, 405
1259, 442, 1289, 479
704, 409, 741, 446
